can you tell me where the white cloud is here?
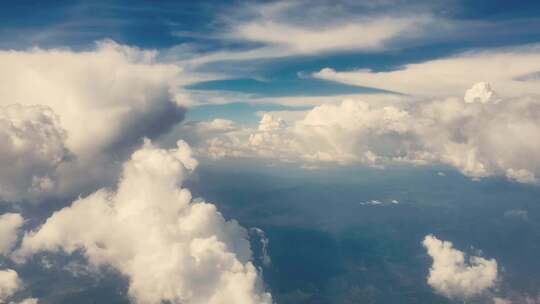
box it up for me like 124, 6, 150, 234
0, 269, 21, 301
504, 209, 529, 221
0, 269, 37, 304
464, 82, 500, 104
313, 45, 540, 98
493, 297, 512, 304
359, 199, 399, 206
181, 1, 429, 67
14, 140, 272, 304
189, 83, 540, 183
230, 16, 425, 55
0, 104, 70, 201
0, 41, 187, 201
422, 234, 498, 300
505, 168, 537, 184
0, 213, 23, 255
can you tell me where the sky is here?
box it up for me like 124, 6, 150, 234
1, 1, 540, 304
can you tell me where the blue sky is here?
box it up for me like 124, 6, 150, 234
3, 0, 540, 107
2, 1, 540, 304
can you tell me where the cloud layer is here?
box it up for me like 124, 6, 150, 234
15, 140, 272, 304
314, 45, 540, 98
188, 83, 540, 183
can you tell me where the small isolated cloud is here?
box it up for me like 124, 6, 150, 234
0, 269, 20, 300
504, 209, 529, 221
359, 199, 399, 206
422, 234, 498, 300
15, 140, 272, 304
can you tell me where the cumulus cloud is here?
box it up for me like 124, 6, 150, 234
0, 40, 186, 201
0, 212, 36, 303
14, 140, 272, 304
189, 83, 540, 183
464, 82, 500, 104
0, 269, 21, 301
0, 269, 37, 304
0, 213, 23, 255
422, 234, 497, 300
0, 104, 70, 202
313, 45, 540, 98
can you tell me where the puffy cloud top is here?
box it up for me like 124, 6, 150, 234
0, 41, 187, 201
422, 235, 497, 300
15, 140, 272, 304
464, 82, 498, 104
0, 104, 69, 201
0, 269, 21, 301
0, 269, 37, 304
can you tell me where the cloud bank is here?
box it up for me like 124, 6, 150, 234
15, 140, 272, 304
188, 83, 540, 183
422, 234, 497, 300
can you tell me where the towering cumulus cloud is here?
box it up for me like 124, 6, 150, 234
0, 41, 186, 201
15, 140, 272, 304
422, 235, 497, 300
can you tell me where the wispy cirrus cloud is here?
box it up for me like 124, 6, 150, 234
181, 0, 432, 67
313, 44, 540, 98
